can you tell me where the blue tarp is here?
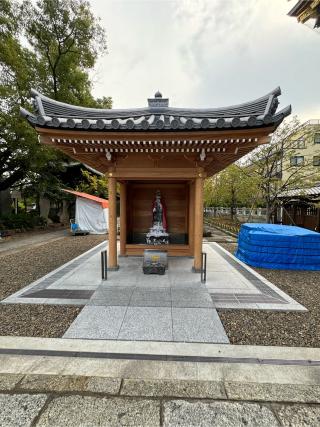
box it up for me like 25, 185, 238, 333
235, 223, 320, 270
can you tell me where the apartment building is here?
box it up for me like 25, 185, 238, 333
281, 119, 320, 183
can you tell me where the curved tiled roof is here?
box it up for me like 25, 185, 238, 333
20, 88, 291, 132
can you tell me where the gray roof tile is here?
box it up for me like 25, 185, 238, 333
21, 87, 291, 132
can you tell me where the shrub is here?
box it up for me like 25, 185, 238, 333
0, 213, 47, 230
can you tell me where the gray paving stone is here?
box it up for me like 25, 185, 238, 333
37, 395, 160, 426
275, 404, 320, 427
172, 308, 229, 343
18, 374, 88, 392
118, 307, 172, 341
0, 374, 24, 390
130, 289, 171, 307
137, 274, 171, 287
163, 400, 279, 427
89, 287, 133, 306
171, 289, 214, 308
94, 287, 134, 297
225, 382, 320, 403
171, 283, 204, 290
101, 281, 137, 288
63, 306, 127, 339
105, 275, 139, 287
121, 379, 226, 398
0, 393, 48, 427
85, 377, 121, 394
169, 272, 201, 285
10, 373, 120, 394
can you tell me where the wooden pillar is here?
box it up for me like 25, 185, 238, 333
188, 181, 195, 253
120, 181, 127, 256
108, 175, 118, 270
193, 176, 204, 272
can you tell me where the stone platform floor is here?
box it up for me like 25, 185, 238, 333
0, 336, 320, 426
2, 241, 305, 343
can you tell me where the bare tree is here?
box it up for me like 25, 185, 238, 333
244, 117, 320, 223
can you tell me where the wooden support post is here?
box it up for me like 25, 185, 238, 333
120, 181, 127, 256
193, 176, 204, 272
188, 181, 195, 253
108, 175, 118, 270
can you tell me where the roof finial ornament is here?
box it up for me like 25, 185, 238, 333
148, 91, 169, 108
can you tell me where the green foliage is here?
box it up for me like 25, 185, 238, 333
0, 0, 111, 196
23, 0, 109, 106
76, 169, 108, 198
0, 212, 46, 230
204, 164, 260, 212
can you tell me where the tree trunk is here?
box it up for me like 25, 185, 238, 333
266, 203, 273, 223
0, 190, 12, 216
230, 188, 236, 221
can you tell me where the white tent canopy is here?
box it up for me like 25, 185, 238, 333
64, 190, 109, 234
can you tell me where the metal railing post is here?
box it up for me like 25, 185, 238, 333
101, 250, 108, 280
201, 252, 207, 284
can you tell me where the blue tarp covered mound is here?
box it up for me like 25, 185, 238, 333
235, 223, 320, 270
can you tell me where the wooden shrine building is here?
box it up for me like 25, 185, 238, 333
21, 88, 290, 271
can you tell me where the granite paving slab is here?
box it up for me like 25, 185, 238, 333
118, 307, 173, 341
121, 379, 226, 399
136, 274, 172, 288
163, 400, 279, 427
36, 395, 160, 427
171, 289, 214, 308
18, 375, 121, 395
63, 306, 127, 339
274, 404, 320, 427
225, 382, 320, 403
0, 393, 48, 427
129, 288, 172, 307
206, 243, 307, 311
89, 287, 134, 306
172, 308, 229, 343
0, 374, 24, 391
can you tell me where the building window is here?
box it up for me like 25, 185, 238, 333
315, 133, 320, 144
290, 156, 304, 166
292, 138, 305, 149
313, 156, 320, 166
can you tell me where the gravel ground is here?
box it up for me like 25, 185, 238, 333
0, 235, 105, 337
218, 243, 320, 347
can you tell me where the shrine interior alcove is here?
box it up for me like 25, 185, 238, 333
125, 180, 191, 256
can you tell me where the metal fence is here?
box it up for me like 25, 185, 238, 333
204, 207, 267, 220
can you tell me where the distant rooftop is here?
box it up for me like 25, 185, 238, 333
288, 0, 320, 32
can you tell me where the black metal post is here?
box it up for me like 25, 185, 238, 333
101, 250, 108, 280
101, 251, 104, 279
201, 252, 207, 284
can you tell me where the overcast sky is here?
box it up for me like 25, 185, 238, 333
88, 0, 319, 121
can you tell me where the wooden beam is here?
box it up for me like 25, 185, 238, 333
110, 167, 205, 179
193, 176, 204, 272
36, 125, 276, 143
108, 175, 118, 270
120, 182, 127, 256
188, 181, 195, 255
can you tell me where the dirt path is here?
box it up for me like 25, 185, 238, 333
0, 228, 68, 257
